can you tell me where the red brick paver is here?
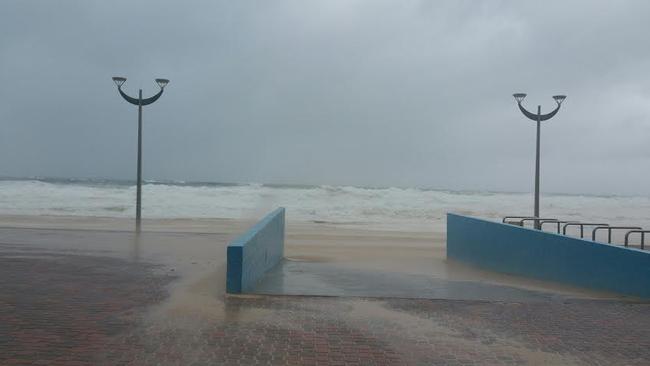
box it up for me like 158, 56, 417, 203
1, 246, 649, 365
0, 250, 174, 365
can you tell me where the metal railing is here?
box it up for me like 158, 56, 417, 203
540, 220, 580, 234
502, 216, 538, 225
562, 223, 609, 238
503, 216, 570, 231
501, 215, 648, 250
518, 217, 559, 228
624, 230, 650, 250
591, 226, 642, 244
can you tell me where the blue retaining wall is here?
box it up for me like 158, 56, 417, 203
447, 213, 650, 298
227, 208, 285, 294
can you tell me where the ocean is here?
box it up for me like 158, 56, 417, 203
1, 178, 649, 231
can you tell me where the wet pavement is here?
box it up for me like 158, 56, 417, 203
0, 249, 175, 365
1, 225, 649, 365
253, 260, 586, 302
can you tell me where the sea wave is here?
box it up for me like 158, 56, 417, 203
1, 178, 650, 230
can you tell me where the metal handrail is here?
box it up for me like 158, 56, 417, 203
539, 219, 561, 233
519, 218, 558, 228
591, 226, 642, 244
540, 220, 580, 234
562, 223, 609, 238
502, 216, 538, 225
624, 230, 650, 250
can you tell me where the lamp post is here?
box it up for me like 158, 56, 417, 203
112, 77, 169, 231
512, 93, 566, 229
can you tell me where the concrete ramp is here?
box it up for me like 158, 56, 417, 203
251, 259, 608, 302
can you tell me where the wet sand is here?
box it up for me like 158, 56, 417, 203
279, 222, 627, 300
0, 214, 624, 301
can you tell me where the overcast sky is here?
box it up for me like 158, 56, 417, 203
1, 0, 650, 195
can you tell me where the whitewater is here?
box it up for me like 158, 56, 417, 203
1, 178, 650, 231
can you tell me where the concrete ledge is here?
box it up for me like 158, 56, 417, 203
227, 208, 285, 294
447, 213, 650, 298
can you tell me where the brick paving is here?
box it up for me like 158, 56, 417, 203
0, 248, 175, 365
1, 246, 649, 365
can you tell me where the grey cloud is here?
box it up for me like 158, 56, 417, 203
1, 0, 650, 195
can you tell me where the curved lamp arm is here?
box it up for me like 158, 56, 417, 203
517, 102, 561, 122
117, 86, 164, 106
117, 87, 139, 105
141, 88, 164, 106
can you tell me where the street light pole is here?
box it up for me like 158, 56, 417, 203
535, 105, 540, 220
513, 93, 566, 229
137, 89, 143, 226
112, 77, 169, 231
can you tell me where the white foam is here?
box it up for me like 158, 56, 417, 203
1, 179, 650, 230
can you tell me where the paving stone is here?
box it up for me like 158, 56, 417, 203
1, 246, 650, 365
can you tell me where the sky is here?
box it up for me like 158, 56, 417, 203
1, 0, 650, 195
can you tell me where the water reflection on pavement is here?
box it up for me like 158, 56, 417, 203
0, 225, 649, 365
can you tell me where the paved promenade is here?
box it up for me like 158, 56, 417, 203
1, 226, 649, 365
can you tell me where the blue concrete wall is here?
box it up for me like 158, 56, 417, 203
447, 213, 650, 298
227, 208, 285, 294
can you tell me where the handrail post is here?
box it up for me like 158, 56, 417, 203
563, 223, 609, 238
592, 226, 608, 241
641, 231, 645, 250
593, 226, 642, 244
624, 230, 648, 249
539, 219, 560, 231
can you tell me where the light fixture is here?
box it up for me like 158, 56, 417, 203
111, 76, 169, 230
112, 76, 127, 87
553, 95, 567, 105
513, 93, 527, 103
511, 93, 566, 228
155, 78, 170, 89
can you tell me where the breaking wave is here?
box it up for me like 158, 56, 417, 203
1, 178, 650, 230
